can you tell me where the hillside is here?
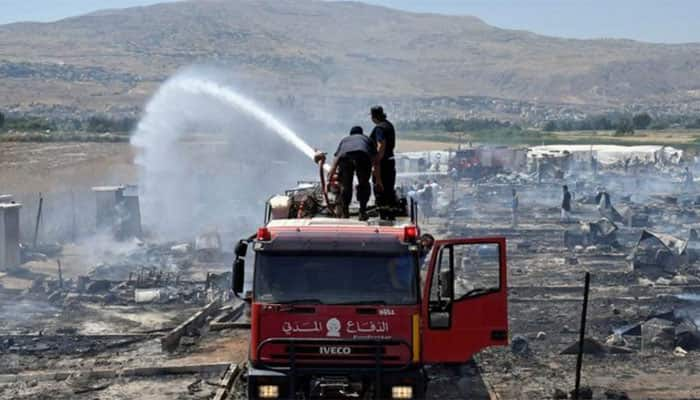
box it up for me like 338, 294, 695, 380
1, 0, 700, 120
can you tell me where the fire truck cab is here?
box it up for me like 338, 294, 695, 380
232, 189, 508, 399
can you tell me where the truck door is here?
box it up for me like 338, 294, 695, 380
421, 238, 508, 363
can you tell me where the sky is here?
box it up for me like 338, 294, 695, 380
0, 0, 697, 44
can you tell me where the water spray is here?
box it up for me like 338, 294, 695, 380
131, 71, 328, 239
172, 77, 326, 170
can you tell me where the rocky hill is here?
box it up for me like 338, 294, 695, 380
1, 0, 699, 120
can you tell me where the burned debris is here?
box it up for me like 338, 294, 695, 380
405, 144, 700, 398
629, 230, 700, 279
564, 218, 620, 249
2, 141, 700, 399
0, 187, 250, 400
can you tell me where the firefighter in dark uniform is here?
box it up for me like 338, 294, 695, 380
328, 126, 376, 220
369, 105, 397, 220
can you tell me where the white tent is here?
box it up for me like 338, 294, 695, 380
527, 145, 683, 166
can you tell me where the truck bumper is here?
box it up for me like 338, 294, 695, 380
247, 363, 427, 399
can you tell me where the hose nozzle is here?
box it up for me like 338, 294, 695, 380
313, 151, 327, 165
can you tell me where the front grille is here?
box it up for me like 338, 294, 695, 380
257, 338, 411, 368
271, 344, 400, 361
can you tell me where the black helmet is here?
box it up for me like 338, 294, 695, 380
350, 126, 363, 135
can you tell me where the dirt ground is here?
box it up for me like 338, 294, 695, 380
0, 142, 136, 195
420, 178, 700, 399
396, 140, 464, 152
2, 141, 700, 399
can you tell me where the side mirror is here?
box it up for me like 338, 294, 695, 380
439, 270, 454, 299
234, 241, 248, 258
233, 258, 245, 295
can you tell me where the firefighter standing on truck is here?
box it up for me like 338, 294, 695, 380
328, 126, 377, 220
369, 105, 397, 220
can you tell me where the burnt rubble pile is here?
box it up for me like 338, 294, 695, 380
88, 242, 188, 282
564, 218, 621, 249
20, 239, 232, 308
606, 305, 700, 354
630, 230, 700, 281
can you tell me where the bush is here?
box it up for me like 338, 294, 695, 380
4, 115, 55, 132
397, 118, 515, 133
539, 115, 613, 132
615, 119, 635, 135
86, 115, 136, 133
543, 121, 557, 132
685, 118, 700, 129
0, 132, 129, 143
649, 120, 669, 130
633, 113, 652, 130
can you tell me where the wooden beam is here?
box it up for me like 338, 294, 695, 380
213, 363, 242, 400
161, 298, 222, 352
209, 303, 248, 331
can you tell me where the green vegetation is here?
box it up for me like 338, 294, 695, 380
0, 112, 136, 133
633, 112, 652, 130
0, 132, 128, 143
397, 118, 546, 145
403, 128, 700, 148
397, 118, 515, 132
0, 111, 135, 142
398, 118, 556, 143
685, 117, 700, 129
614, 118, 635, 136
396, 115, 700, 147
2, 115, 55, 131
397, 114, 700, 149
401, 129, 551, 146
543, 112, 700, 133
85, 115, 136, 133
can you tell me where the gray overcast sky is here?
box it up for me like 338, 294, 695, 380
0, 0, 697, 44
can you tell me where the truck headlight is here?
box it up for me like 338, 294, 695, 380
258, 385, 279, 399
392, 385, 413, 399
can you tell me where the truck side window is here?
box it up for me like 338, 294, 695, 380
430, 246, 450, 303
454, 243, 500, 299
428, 242, 502, 329
428, 246, 452, 329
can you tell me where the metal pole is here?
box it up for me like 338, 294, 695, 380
32, 193, 43, 249
70, 190, 77, 242
574, 272, 591, 400
57, 259, 63, 289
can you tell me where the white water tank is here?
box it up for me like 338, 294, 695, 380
269, 195, 292, 220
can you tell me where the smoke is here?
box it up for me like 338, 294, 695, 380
131, 68, 320, 241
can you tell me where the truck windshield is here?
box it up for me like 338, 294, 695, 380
254, 252, 418, 305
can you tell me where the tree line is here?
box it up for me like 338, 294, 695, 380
542, 112, 700, 134
397, 117, 519, 133
3, 109, 700, 137
0, 111, 137, 133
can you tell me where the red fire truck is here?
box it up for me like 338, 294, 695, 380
448, 147, 509, 179
232, 185, 508, 399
